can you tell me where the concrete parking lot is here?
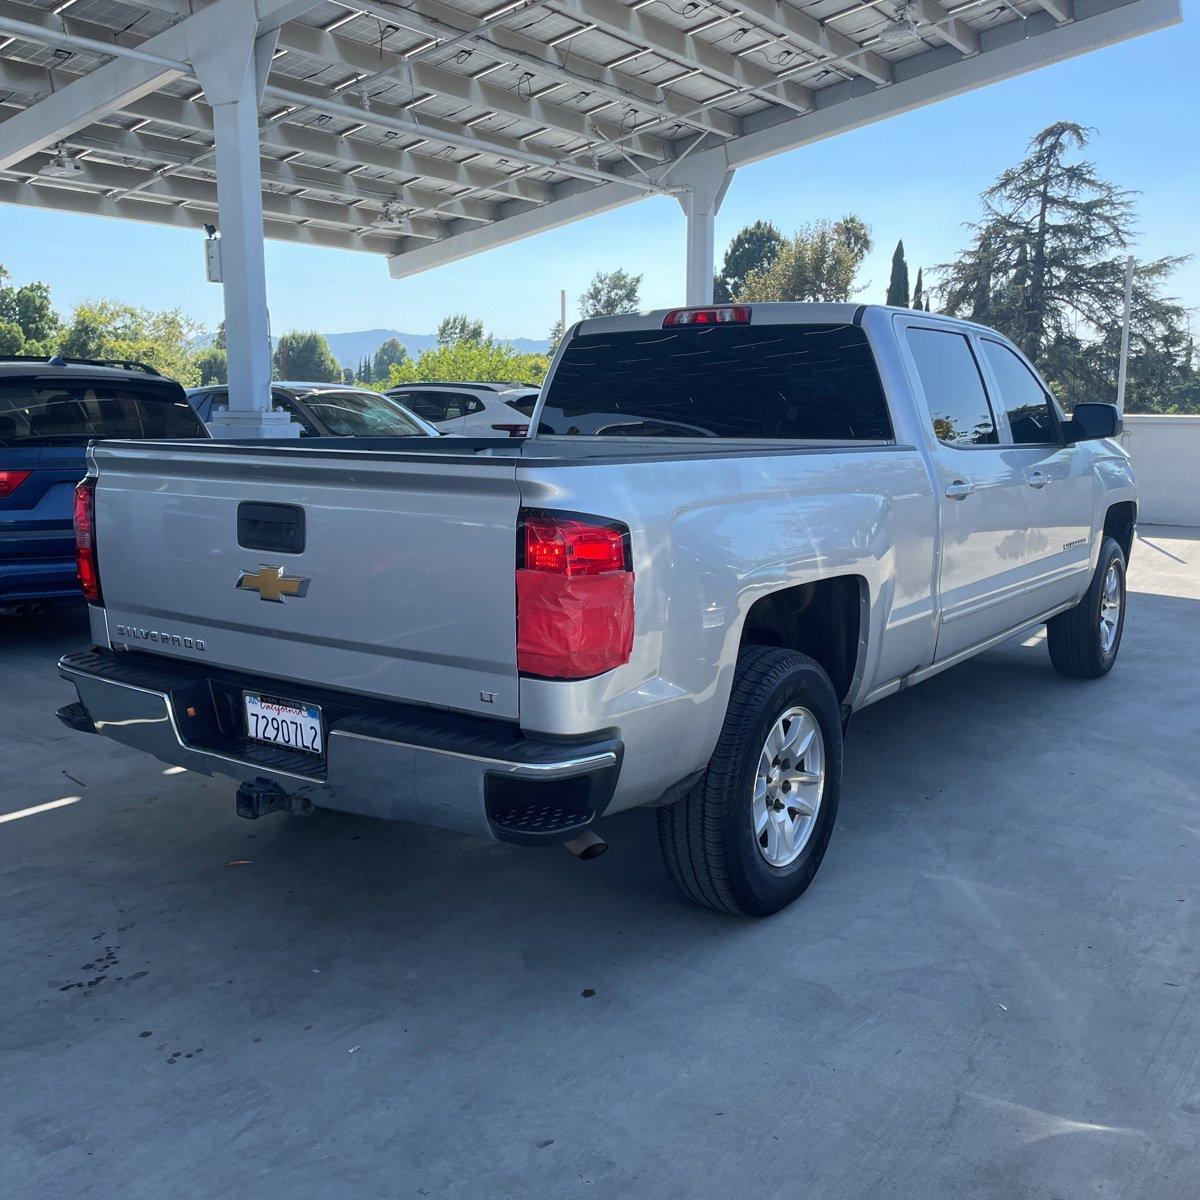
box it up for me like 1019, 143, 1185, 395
3, 526, 1198, 1199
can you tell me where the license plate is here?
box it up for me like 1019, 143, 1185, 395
244, 693, 323, 755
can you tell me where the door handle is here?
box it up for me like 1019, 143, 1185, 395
945, 481, 975, 500
1026, 471, 1049, 489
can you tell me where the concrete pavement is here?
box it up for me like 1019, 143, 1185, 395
2, 526, 1198, 1199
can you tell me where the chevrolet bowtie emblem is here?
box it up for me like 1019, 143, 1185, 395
237, 565, 310, 603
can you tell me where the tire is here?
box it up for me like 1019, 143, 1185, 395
657, 647, 843, 917
1046, 535, 1127, 679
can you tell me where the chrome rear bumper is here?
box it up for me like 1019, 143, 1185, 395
59, 649, 620, 842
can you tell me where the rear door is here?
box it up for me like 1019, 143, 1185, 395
899, 321, 1037, 661
976, 338, 1094, 609
92, 442, 524, 718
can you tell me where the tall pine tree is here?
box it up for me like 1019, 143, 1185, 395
939, 121, 1194, 411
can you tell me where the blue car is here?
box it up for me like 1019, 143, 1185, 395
0, 356, 207, 608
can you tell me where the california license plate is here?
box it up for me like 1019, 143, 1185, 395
244, 693, 323, 755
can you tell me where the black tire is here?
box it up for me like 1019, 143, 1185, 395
657, 647, 843, 917
1046, 535, 1127, 679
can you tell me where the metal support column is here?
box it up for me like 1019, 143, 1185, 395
187, 14, 296, 438
674, 162, 734, 307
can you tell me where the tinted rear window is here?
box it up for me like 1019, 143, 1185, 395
389, 390, 477, 422
0, 380, 204, 444
538, 323, 892, 440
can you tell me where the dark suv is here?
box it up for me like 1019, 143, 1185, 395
0, 356, 207, 608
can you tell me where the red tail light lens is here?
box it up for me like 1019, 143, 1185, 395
74, 478, 102, 604
0, 469, 31, 497
523, 515, 627, 577
517, 510, 633, 679
663, 306, 751, 328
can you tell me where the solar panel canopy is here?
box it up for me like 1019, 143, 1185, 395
0, 0, 1181, 280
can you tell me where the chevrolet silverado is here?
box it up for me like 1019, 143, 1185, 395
57, 303, 1136, 916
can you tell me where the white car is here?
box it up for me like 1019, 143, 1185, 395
384, 383, 539, 437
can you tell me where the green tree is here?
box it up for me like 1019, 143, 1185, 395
911, 267, 925, 310
579, 269, 641, 319
886, 240, 910, 307
715, 221, 784, 303
437, 314, 485, 345
342, 367, 355, 385
0, 319, 24, 355
372, 337, 408, 378
59, 300, 204, 384
939, 121, 1196, 412
272, 330, 340, 382
387, 339, 548, 387
548, 318, 564, 354
193, 345, 227, 386
0, 280, 58, 345
740, 216, 872, 303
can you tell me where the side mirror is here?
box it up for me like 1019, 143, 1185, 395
1063, 402, 1122, 443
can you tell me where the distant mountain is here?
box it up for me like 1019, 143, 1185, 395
323, 328, 549, 367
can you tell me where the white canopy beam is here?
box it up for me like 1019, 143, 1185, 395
0, 177, 387, 253
911, 0, 981, 56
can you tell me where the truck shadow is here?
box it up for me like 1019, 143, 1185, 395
10, 587, 1196, 979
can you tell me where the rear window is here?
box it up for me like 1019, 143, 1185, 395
538, 323, 892, 440
300, 390, 427, 437
389, 390, 478, 422
0, 379, 204, 444
504, 394, 539, 418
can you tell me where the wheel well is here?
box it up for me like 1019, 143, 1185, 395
739, 576, 864, 702
1104, 501, 1137, 563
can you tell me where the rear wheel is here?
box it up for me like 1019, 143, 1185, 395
657, 647, 843, 917
1047, 536, 1127, 679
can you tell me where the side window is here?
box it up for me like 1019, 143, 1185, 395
391, 390, 451, 422
906, 327, 998, 448
981, 340, 1059, 445
270, 393, 320, 436
463, 397, 485, 415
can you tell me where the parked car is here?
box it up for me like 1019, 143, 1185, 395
0, 355, 206, 609
187, 382, 439, 438
384, 382, 539, 436
59, 303, 1135, 917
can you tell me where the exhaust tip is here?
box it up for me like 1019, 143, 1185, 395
563, 829, 608, 860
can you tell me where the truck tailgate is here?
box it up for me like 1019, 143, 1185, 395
90, 441, 522, 719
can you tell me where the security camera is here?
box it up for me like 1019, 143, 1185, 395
204, 223, 218, 238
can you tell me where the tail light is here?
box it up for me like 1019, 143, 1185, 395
0, 469, 31, 497
516, 510, 634, 679
74, 478, 102, 604
663, 306, 751, 328
491, 423, 529, 437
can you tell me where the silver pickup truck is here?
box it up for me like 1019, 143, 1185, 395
58, 303, 1136, 917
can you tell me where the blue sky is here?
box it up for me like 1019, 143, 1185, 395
0, 9, 1194, 343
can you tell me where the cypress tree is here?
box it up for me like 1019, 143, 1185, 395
886, 240, 910, 306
